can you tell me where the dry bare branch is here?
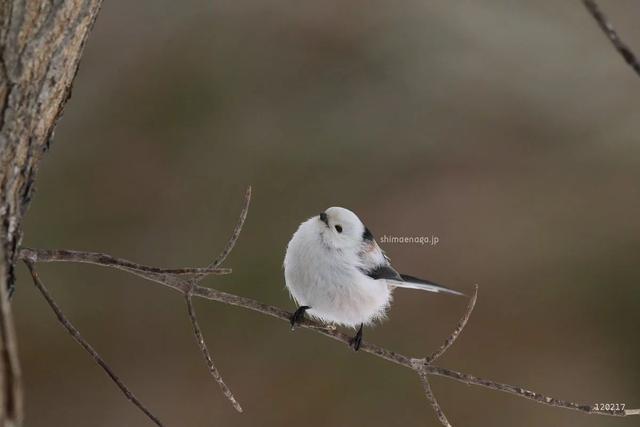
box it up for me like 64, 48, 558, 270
200, 185, 252, 274
185, 292, 243, 412
23, 260, 164, 426
18, 188, 252, 419
582, 0, 640, 76
18, 246, 640, 419
412, 359, 451, 427
426, 284, 478, 364
183, 186, 251, 412
189, 283, 639, 418
18, 248, 231, 276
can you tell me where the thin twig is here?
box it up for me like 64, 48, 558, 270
18, 248, 231, 276
412, 360, 452, 427
23, 260, 164, 426
200, 185, 251, 274
20, 246, 639, 417
426, 284, 478, 364
582, 0, 640, 76
185, 292, 243, 413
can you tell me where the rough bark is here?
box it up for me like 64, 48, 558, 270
0, 0, 103, 424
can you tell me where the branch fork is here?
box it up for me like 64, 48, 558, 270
406, 284, 477, 426
20, 187, 251, 426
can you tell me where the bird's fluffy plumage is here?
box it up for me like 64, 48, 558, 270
284, 207, 462, 328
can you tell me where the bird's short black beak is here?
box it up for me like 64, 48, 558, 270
319, 212, 329, 226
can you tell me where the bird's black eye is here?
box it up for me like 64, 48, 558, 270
335, 225, 343, 233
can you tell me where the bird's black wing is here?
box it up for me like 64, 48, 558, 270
363, 264, 403, 281
364, 265, 465, 296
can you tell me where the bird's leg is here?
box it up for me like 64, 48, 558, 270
290, 305, 310, 330
349, 323, 364, 351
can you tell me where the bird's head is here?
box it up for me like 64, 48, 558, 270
316, 207, 371, 250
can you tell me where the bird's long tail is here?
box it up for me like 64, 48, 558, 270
392, 274, 465, 296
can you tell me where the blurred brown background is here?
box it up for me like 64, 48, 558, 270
14, 0, 640, 426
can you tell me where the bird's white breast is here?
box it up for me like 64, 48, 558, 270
284, 218, 391, 328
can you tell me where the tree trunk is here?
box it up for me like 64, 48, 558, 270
0, 1, 103, 424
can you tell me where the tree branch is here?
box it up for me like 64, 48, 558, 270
582, 0, 640, 77
412, 360, 451, 427
426, 284, 477, 364
18, 248, 231, 277
17, 247, 640, 419
413, 284, 477, 425
184, 292, 243, 413
198, 185, 252, 275
17, 187, 253, 421
189, 282, 639, 419
23, 260, 164, 426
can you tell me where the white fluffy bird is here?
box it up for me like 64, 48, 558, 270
284, 207, 464, 350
